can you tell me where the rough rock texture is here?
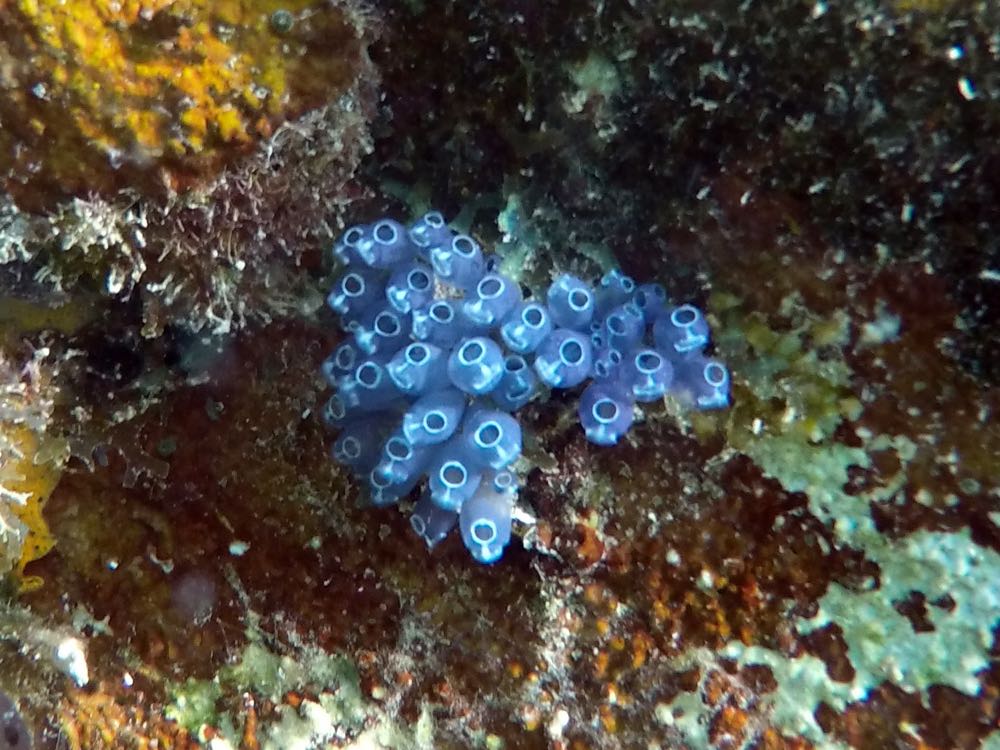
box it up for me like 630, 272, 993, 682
0, 0, 378, 337
0, 0, 998, 749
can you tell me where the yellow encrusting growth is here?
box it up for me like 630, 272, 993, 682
2, 426, 61, 592
0, 343, 62, 592
2, 0, 364, 207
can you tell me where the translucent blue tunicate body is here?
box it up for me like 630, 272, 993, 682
447, 337, 505, 395
534, 328, 593, 388
491, 469, 518, 494
408, 211, 454, 258
332, 420, 392, 474
653, 304, 711, 354
386, 342, 449, 396
352, 305, 411, 356
459, 480, 514, 564
411, 491, 458, 548
322, 393, 351, 429
402, 388, 466, 447
489, 354, 538, 411
337, 359, 400, 411
332, 224, 371, 266
321, 213, 733, 564
500, 301, 553, 354
461, 409, 522, 470
594, 268, 636, 317
431, 234, 486, 289
633, 282, 669, 319
462, 273, 522, 328
674, 355, 731, 410
375, 432, 432, 485
622, 348, 674, 403
368, 466, 422, 508
547, 274, 596, 331
602, 302, 645, 351
591, 345, 624, 382
327, 267, 385, 319
321, 341, 360, 387
386, 262, 435, 314
428, 441, 484, 511
412, 300, 464, 349
358, 218, 418, 269
578, 382, 635, 446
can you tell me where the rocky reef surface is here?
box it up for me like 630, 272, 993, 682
0, 0, 997, 748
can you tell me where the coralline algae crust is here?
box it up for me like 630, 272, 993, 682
729, 418, 1000, 747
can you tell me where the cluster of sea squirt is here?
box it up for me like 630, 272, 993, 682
322, 212, 731, 563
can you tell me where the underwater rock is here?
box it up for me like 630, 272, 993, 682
0, 0, 372, 209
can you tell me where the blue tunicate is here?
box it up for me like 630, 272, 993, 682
331, 420, 389, 473
431, 234, 486, 289
547, 274, 595, 331
447, 337, 505, 395
321, 392, 351, 428
489, 354, 538, 411
412, 299, 464, 348
454, 306, 493, 339
459, 481, 514, 564
332, 223, 370, 266
387, 342, 449, 396
578, 382, 635, 445
357, 218, 417, 269
654, 304, 710, 354
462, 273, 522, 328
385, 262, 435, 313
602, 302, 645, 351
591, 330, 608, 357
462, 408, 522, 470
321, 211, 734, 565
327, 267, 385, 319
368, 467, 421, 507
491, 469, 518, 494
591, 345, 624, 382
534, 328, 593, 388
594, 267, 636, 317
402, 388, 466, 446
410, 491, 458, 548
633, 282, 669, 319
321, 341, 360, 386
500, 301, 553, 354
428, 442, 483, 511
408, 211, 454, 257
674, 355, 731, 410
338, 359, 400, 411
623, 348, 674, 402
375, 432, 432, 485
352, 305, 411, 356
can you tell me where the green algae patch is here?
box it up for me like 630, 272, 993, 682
714, 296, 856, 449
164, 635, 440, 750
710, 289, 1000, 746
166, 640, 366, 736
229, 642, 366, 727
167, 677, 224, 736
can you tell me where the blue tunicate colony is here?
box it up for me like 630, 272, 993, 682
322, 212, 731, 564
